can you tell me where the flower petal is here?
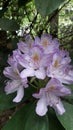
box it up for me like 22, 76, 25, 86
35, 68, 46, 79
54, 98, 65, 115
5, 80, 20, 94
46, 92, 65, 115
36, 97, 48, 116
3, 67, 17, 80
20, 68, 34, 78
13, 86, 24, 103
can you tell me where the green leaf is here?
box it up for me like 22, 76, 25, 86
0, 18, 19, 31
2, 103, 49, 130
0, 93, 16, 111
35, 0, 65, 17
57, 102, 73, 130
48, 109, 65, 130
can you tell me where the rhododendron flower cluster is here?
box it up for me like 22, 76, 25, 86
3, 34, 73, 116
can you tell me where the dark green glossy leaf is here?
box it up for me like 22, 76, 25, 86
48, 109, 65, 130
0, 93, 16, 111
2, 103, 49, 130
0, 18, 19, 31
57, 102, 73, 130
35, 0, 65, 17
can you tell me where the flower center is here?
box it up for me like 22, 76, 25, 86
28, 42, 32, 48
46, 85, 56, 91
42, 39, 49, 48
53, 60, 59, 68
14, 69, 19, 76
32, 52, 40, 62
49, 85, 56, 90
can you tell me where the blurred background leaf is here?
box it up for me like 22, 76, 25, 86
0, 18, 19, 31
0, 93, 16, 112
35, 0, 65, 17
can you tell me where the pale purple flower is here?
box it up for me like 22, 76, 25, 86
47, 51, 73, 84
17, 35, 33, 54
18, 45, 49, 79
34, 34, 59, 54
3, 63, 28, 103
3, 32, 73, 108
33, 78, 71, 116
7, 49, 22, 66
